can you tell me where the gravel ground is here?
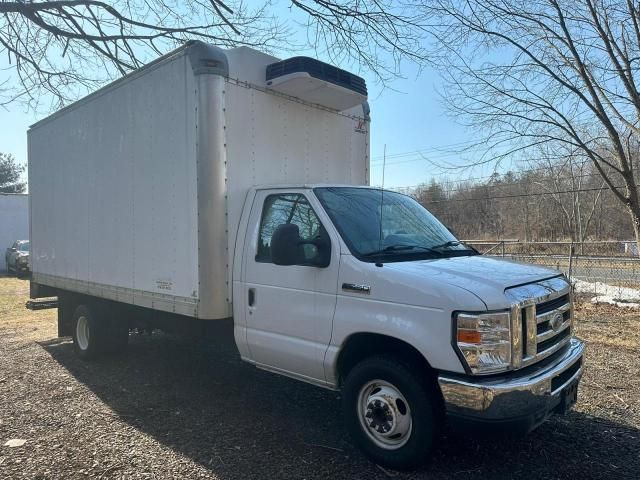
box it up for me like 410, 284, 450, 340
1, 276, 639, 479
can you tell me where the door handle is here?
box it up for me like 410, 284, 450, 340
248, 288, 256, 307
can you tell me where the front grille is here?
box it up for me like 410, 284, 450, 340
506, 277, 573, 368
536, 294, 570, 315
537, 309, 570, 335
538, 327, 571, 352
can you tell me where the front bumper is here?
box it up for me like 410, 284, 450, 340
438, 338, 584, 433
16, 263, 30, 274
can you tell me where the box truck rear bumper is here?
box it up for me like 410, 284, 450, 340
438, 338, 584, 434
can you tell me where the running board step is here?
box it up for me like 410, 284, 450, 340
26, 298, 58, 310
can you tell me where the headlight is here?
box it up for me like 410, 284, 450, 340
18, 256, 28, 264
455, 310, 512, 374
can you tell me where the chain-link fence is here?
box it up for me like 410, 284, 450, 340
465, 240, 640, 299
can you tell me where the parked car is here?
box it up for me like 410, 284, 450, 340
5, 240, 30, 275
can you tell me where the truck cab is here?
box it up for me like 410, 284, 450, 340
234, 185, 584, 468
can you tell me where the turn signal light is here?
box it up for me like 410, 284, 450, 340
457, 330, 482, 344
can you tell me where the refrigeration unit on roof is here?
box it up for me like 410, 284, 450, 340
265, 57, 367, 111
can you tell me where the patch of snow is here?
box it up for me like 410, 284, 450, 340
590, 296, 640, 308
573, 279, 640, 308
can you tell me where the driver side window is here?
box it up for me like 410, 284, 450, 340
256, 193, 325, 264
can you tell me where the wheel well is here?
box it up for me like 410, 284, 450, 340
57, 290, 80, 337
336, 333, 433, 386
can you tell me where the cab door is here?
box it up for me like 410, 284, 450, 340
241, 190, 340, 383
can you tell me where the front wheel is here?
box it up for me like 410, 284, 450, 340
342, 356, 441, 469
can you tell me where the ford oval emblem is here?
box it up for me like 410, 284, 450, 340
550, 313, 564, 332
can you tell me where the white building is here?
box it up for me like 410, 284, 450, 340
0, 193, 29, 272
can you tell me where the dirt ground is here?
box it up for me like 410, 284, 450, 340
1, 276, 639, 479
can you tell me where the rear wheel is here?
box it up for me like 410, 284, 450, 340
71, 303, 129, 359
342, 355, 441, 469
72, 304, 106, 359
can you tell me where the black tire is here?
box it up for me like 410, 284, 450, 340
72, 304, 130, 359
72, 304, 108, 359
342, 355, 442, 469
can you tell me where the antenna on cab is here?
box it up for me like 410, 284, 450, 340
378, 144, 387, 251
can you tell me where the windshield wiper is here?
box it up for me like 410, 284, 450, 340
361, 244, 442, 257
430, 240, 462, 250
430, 240, 479, 254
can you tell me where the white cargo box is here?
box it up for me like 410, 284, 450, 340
29, 41, 370, 319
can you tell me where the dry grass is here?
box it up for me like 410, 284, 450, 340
572, 300, 640, 428
576, 300, 640, 347
0, 276, 56, 344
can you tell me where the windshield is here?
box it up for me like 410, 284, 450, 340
18, 242, 29, 252
314, 187, 476, 261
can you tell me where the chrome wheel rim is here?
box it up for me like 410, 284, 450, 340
76, 316, 90, 351
357, 379, 412, 450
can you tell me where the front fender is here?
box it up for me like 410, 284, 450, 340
325, 295, 471, 386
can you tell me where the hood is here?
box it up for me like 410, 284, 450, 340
384, 255, 561, 310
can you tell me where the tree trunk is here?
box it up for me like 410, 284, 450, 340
626, 187, 640, 257
628, 205, 640, 257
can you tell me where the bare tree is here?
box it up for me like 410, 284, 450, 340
412, 163, 634, 243
288, 1, 430, 79
530, 150, 606, 244
0, 1, 283, 108
425, 0, 640, 254
0, 1, 431, 109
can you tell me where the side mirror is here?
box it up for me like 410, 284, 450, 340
271, 224, 303, 266
305, 235, 331, 268
271, 224, 331, 267
11, 247, 17, 252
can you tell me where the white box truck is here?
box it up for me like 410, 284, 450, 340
29, 41, 584, 468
